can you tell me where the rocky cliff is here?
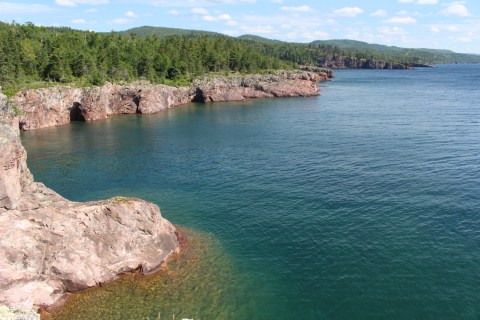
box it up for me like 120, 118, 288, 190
13, 70, 331, 130
317, 55, 431, 69
14, 82, 193, 131
193, 70, 326, 103
0, 91, 179, 312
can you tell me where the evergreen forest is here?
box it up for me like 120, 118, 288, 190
1, 22, 479, 95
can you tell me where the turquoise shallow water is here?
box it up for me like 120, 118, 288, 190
22, 64, 480, 319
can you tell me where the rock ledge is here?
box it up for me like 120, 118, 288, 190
0, 93, 178, 313
13, 70, 331, 131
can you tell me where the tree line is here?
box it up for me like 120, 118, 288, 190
2, 21, 473, 95
0, 22, 293, 94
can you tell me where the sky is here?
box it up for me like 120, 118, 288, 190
1, 0, 479, 53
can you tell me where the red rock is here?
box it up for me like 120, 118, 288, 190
13, 70, 331, 131
0, 92, 178, 312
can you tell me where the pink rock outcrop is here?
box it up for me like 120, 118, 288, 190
14, 86, 83, 131
193, 71, 326, 103
14, 82, 194, 130
13, 70, 332, 131
0, 92, 179, 312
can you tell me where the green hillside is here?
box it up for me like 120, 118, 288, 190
1, 22, 479, 95
0, 22, 293, 95
312, 39, 480, 63
237, 34, 283, 43
117, 26, 223, 38
119, 26, 480, 64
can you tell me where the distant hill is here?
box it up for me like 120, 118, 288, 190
118, 27, 480, 64
312, 39, 408, 51
312, 39, 480, 64
237, 34, 283, 43
118, 26, 225, 38
2, 21, 479, 95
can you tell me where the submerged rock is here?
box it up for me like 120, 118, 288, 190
0, 305, 39, 320
0, 91, 179, 312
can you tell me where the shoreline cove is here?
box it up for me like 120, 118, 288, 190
0, 69, 330, 318
14, 70, 332, 132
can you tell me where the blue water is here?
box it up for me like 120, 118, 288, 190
22, 64, 480, 319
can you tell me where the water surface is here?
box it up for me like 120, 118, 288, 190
23, 64, 480, 319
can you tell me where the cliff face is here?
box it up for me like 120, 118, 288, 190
0, 92, 179, 311
15, 82, 194, 130
13, 70, 331, 130
193, 71, 326, 103
317, 55, 431, 69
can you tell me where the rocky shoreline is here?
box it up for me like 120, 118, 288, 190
0, 69, 331, 317
14, 70, 331, 131
0, 92, 178, 316
317, 54, 431, 69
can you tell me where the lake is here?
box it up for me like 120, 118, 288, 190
22, 64, 480, 320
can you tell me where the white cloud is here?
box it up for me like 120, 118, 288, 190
271, 0, 283, 2
226, 20, 238, 26
71, 19, 86, 24
85, 8, 98, 12
202, 13, 233, 22
125, 10, 138, 18
56, 0, 76, 6
378, 26, 406, 35
398, 0, 438, 3
334, 7, 364, 17
55, 0, 108, 6
152, 0, 250, 6
441, 4, 469, 16
219, 14, 232, 20
371, 9, 387, 17
429, 24, 462, 33
281, 5, 311, 12
167, 9, 179, 15
191, 7, 209, 15
386, 16, 417, 23
202, 15, 216, 21
0, 2, 52, 13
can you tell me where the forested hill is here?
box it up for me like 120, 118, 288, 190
1, 22, 479, 95
311, 39, 480, 64
119, 26, 480, 64
0, 22, 293, 94
117, 26, 222, 38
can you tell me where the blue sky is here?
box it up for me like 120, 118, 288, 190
1, 0, 479, 53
